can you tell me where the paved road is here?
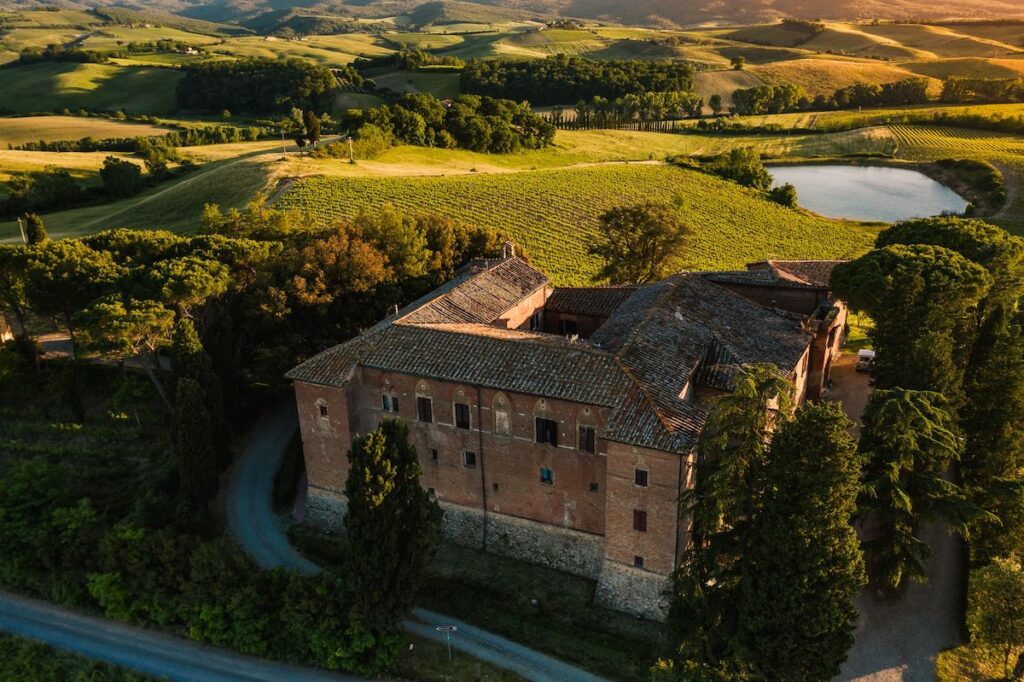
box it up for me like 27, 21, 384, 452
227, 400, 606, 682
0, 590, 354, 682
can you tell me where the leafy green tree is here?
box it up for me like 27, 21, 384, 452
174, 377, 216, 506
0, 245, 30, 341
22, 240, 124, 348
303, 110, 321, 148
173, 317, 227, 455
768, 182, 798, 208
339, 419, 441, 676
142, 256, 230, 316
831, 244, 992, 406
709, 93, 723, 115
589, 202, 690, 284
668, 364, 792, 676
99, 156, 145, 198
858, 389, 984, 591
741, 401, 865, 681
354, 206, 430, 281
23, 213, 47, 244
966, 557, 1024, 680
74, 297, 175, 410
57, 358, 87, 424
708, 148, 773, 190
731, 56, 745, 70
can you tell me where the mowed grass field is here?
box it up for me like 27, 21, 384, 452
0, 62, 182, 114
276, 163, 878, 285
0, 116, 171, 146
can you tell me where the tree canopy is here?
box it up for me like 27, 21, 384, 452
588, 202, 690, 285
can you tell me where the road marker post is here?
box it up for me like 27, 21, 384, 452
436, 625, 457, 661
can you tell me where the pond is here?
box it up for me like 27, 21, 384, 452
766, 164, 969, 222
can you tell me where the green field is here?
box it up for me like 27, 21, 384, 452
0, 115, 171, 145
206, 34, 393, 67
276, 163, 878, 285
0, 62, 182, 114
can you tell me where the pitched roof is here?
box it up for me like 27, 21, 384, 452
544, 286, 635, 318
745, 260, 845, 289
287, 262, 813, 456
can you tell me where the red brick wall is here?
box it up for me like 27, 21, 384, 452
295, 381, 355, 494
604, 441, 686, 575
497, 286, 550, 330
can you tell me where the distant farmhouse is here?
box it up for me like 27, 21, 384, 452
286, 252, 847, 619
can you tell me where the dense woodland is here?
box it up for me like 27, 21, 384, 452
342, 93, 556, 154
176, 58, 338, 115
731, 78, 930, 116
460, 56, 696, 106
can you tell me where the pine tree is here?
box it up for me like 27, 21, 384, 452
741, 401, 865, 681
23, 213, 47, 244
858, 389, 985, 591
338, 418, 441, 676
174, 377, 216, 505
667, 364, 792, 677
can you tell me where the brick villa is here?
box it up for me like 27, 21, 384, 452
286, 252, 847, 618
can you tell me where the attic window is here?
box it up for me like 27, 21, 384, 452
318, 403, 328, 418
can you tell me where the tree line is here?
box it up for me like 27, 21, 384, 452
354, 48, 464, 72
339, 92, 555, 155
10, 124, 270, 153
460, 55, 696, 106
176, 58, 337, 115
545, 90, 703, 131
941, 76, 1024, 104
731, 78, 930, 116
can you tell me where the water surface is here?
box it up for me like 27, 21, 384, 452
767, 164, 968, 222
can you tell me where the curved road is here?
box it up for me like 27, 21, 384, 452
227, 401, 605, 682
0, 590, 354, 682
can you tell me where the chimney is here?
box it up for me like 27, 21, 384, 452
502, 241, 515, 259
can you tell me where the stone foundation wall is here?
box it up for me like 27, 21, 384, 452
305, 487, 348, 528
595, 559, 670, 621
441, 502, 604, 579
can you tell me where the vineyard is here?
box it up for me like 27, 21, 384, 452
277, 163, 878, 285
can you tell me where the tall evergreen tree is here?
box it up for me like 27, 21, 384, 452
857, 389, 984, 591
172, 317, 227, 455
23, 213, 47, 244
337, 419, 441, 676
667, 364, 792, 677
741, 401, 865, 681
174, 377, 216, 506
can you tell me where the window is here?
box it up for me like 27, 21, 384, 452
392, 396, 399, 413
492, 482, 499, 492
430, 448, 438, 462
634, 469, 649, 487
382, 394, 391, 411
579, 425, 596, 454
633, 509, 647, 532
428, 488, 436, 499
463, 451, 476, 468
536, 417, 558, 446
318, 403, 328, 418
589, 482, 599, 493
633, 555, 644, 569
417, 396, 433, 423
494, 409, 510, 436
455, 403, 471, 430
559, 319, 578, 335
539, 467, 554, 485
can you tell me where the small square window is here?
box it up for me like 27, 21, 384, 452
536, 417, 558, 447
318, 404, 328, 418
579, 425, 596, 454
463, 451, 476, 468
635, 469, 649, 487
589, 482, 599, 493
430, 448, 438, 462
455, 403, 471, 429
382, 394, 391, 411
492, 482, 499, 492
540, 467, 554, 485
417, 396, 433, 423
428, 487, 436, 498
633, 509, 647, 532
633, 555, 644, 569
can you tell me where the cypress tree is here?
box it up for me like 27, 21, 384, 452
174, 377, 215, 505
338, 418, 441, 676
741, 401, 865, 681
23, 213, 47, 244
172, 317, 227, 457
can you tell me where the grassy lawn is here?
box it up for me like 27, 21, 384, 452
0, 62, 182, 114
937, 643, 1023, 681
291, 527, 663, 681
